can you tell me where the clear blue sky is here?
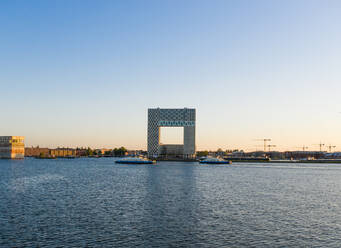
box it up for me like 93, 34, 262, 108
1, 0, 341, 151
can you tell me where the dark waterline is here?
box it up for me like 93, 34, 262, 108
1, 158, 341, 247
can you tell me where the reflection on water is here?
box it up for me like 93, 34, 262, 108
8, 174, 66, 193
1, 158, 341, 247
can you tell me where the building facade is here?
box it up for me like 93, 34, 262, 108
25, 147, 49, 157
49, 148, 76, 157
148, 108, 196, 158
0, 136, 25, 159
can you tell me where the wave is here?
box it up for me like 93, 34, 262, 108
7, 174, 66, 193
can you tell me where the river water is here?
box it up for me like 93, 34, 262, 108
1, 158, 341, 247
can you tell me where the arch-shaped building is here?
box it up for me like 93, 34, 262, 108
148, 108, 196, 159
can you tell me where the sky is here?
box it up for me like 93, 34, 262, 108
1, 0, 341, 151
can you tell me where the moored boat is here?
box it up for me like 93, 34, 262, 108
199, 157, 232, 164
115, 157, 156, 164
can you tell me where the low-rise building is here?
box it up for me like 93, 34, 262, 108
50, 148, 76, 157
94, 149, 112, 156
0, 136, 25, 159
76, 148, 88, 157
25, 146, 49, 157
283, 151, 325, 160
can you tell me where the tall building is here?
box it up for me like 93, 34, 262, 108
148, 108, 196, 159
0, 136, 25, 159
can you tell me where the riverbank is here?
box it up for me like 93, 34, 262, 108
231, 159, 341, 164
24, 156, 341, 164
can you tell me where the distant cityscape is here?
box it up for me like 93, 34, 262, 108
0, 106, 340, 162
1, 135, 341, 162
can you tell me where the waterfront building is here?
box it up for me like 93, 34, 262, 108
76, 148, 88, 157
49, 148, 76, 157
94, 149, 112, 156
25, 146, 49, 157
126, 150, 147, 157
283, 151, 325, 160
148, 108, 196, 159
325, 152, 341, 159
0, 136, 25, 159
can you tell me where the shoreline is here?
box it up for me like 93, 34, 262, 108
21, 156, 341, 164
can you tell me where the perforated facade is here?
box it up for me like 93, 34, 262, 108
148, 108, 196, 158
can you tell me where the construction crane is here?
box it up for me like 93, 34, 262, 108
296, 146, 309, 151
326, 145, 336, 153
253, 145, 264, 152
255, 139, 271, 152
267, 144, 276, 152
313, 142, 325, 152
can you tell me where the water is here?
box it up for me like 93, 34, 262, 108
1, 158, 341, 247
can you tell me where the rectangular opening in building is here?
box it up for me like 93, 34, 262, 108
159, 127, 183, 144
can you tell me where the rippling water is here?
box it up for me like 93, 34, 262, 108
1, 158, 341, 247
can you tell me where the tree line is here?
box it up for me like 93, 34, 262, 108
83, 147, 128, 157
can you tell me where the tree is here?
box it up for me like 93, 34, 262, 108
113, 147, 127, 156
104, 150, 112, 156
86, 147, 93, 156
196, 151, 209, 157
216, 148, 226, 156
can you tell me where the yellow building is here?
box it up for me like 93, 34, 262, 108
0, 136, 25, 159
49, 148, 76, 157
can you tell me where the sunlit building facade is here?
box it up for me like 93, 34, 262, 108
49, 148, 76, 157
0, 136, 25, 159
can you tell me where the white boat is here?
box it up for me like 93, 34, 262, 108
199, 157, 231, 164
115, 157, 156, 164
